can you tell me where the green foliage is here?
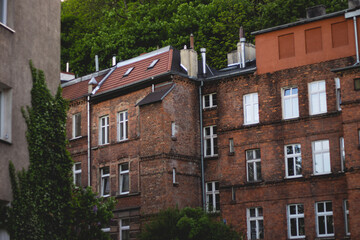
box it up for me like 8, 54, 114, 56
140, 207, 242, 240
61, 0, 347, 77
2, 61, 114, 239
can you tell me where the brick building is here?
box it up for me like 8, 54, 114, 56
62, 3, 360, 240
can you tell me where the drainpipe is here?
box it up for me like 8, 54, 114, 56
345, 10, 360, 64
199, 80, 205, 210
87, 95, 91, 186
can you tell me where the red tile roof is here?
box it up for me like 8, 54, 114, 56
62, 74, 106, 100
96, 47, 174, 94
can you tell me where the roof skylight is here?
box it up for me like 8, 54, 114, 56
148, 59, 159, 69
123, 67, 134, 77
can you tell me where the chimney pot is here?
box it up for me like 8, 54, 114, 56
239, 26, 244, 40
95, 55, 99, 72
190, 34, 194, 49
306, 5, 326, 18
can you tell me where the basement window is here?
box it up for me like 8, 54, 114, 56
123, 67, 134, 77
148, 59, 159, 69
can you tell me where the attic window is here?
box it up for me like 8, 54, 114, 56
123, 67, 134, 77
148, 59, 159, 69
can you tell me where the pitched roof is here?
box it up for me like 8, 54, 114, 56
136, 83, 175, 107
95, 46, 178, 95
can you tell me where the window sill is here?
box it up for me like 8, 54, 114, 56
312, 172, 332, 176
314, 237, 335, 240
204, 155, 218, 160
171, 136, 177, 141
243, 122, 260, 127
117, 139, 129, 144
0, 22, 15, 33
0, 138, 12, 145
284, 175, 303, 180
69, 136, 86, 141
228, 152, 235, 156
115, 192, 140, 199
101, 195, 110, 198
173, 182, 179, 187
287, 236, 305, 240
203, 106, 217, 111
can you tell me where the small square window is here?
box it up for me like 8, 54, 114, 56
203, 93, 217, 109
123, 67, 134, 77
354, 78, 360, 90
148, 59, 159, 69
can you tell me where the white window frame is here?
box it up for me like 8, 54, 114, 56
0, 84, 12, 142
117, 111, 128, 141
247, 207, 264, 239
171, 122, 176, 138
204, 126, 218, 157
246, 149, 261, 182
243, 93, 259, 125
316, 201, 334, 237
344, 200, 350, 236
205, 181, 220, 212
287, 204, 305, 239
335, 78, 341, 111
340, 137, 345, 172
312, 140, 331, 175
73, 162, 82, 187
120, 219, 130, 240
72, 113, 81, 139
99, 115, 109, 145
309, 80, 327, 115
172, 168, 177, 184
0, 0, 7, 25
119, 163, 129, 195
282, 87, 299, 119
203, 93, 217, 109
229, 138, 234, 153
100, 167, 110, 197
285, 144, 302, 178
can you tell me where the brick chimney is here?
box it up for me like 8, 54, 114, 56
227, 27, 256, 67
180, 34, 198, 78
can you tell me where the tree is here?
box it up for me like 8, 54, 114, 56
2, 62, 115, 240
140, 207, 242, 240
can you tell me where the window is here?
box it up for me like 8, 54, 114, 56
99, 115, 109, 145
246, 149, 261, 182
203, 93, 217, 109
354, 78, 360, 90
100, 167, 110, 197
344, 200, 350, 235
172, 168, 177, 184
123, 67, 134, 77
120, 219, 130, 240
0, 84, 12, 142
285, 144, 302, 178
73, 162, 81, 187
312, 140, 331, 174
316, 201, 334, 237
119, 163, 129, 195
287, 204, 305, 239
171, 122, 176, 138
204, 126, 218, 157
229, 138, 234, 153
72, 113, 81, 138
117, 111, 128, 141
0, 0, 7, 25
206, 181, 220, 212
148, 59, 159, 69
243, 93, 259, 125
247, 207, 264, 239
340, 137, 345, 172
335, 78, 341, 111
309, 80, 327, 115
231, 186, 236, 201
282, 87, 299, 119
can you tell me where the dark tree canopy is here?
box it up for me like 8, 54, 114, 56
61, 0, 347, 77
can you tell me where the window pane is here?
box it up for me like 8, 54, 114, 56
320, 92, 327, 112
215, 193, 220, 211
284, 89, 291, 96
121, 174, 129, 192
250, 208, 256, 217
295, 157, 302, 175
326, 202, 332, 212
288, 158, 294, 176
292, 88, 298, 94
75, 173, 81, 186
255, 149, 261, 158
298, 217, 305, 235
213, 126, 217, 135
318, 216, 325, 234
258, 207, 263, 216
290, 218, 297, 236
103, 167, 109, 174
204, 95, 210, 107
213, 138, 218, 155
319, 81, 325, 91
103, 177, 110, 195
293, 97, 299, 117
256, 162, 261, 180
290, 205, 296, 214
122, 229, 129, 240
312, 94, 320, 113
250, 221, 256, 239
248, 163, 254, 181
318, 202, 324, 212
205, 127, 210, 136
247, 150, 254, 160
207, 182, 212, 191
287, 146, 293, 154
327, 216, 334, 234
298, 204, 304, 214
285, 98, 291, 118
295, 145, 301, 153
215, 182, 219, 190
205, 139, 211, 156
75, 163, 81, 171
259, 220, 264, 238
212, 94, 217, 106
121, 163, 129, 171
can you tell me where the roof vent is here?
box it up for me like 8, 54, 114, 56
123, 67, 134, 77
306, 5, 326, 18
148, 59, 159, 69
348, 0, 360, 9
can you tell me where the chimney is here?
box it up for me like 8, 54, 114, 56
95, 55, 99, 71
112, 55, 116, 66
227, 27, 256, 67
240, 26, 246, 68
201, 48, 206, 77
66, 62, 69, 72
348, 0, 360, 9
88, 75, 97, 93
306, 5, 326, 18
180, 34, 198, 78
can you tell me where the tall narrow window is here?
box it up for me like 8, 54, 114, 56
309, 80, 327, 115
312, 140, 331, 174
340, 137, 345, 172
119, 163, 129, 195
203, 93, 217, 109
73, 162, 82, 187
0, 84, 12, 142
99, 115, 109, 145
101, 167, 110, 197
335, 78, 341, 111
72, 113, 81, 138
285, 144, 302, 178
0, 0, 7, 25
229, 138, 234, 153
172, 168, 177, 184
354, 78, 360, 90
243, 93, 259, 125
118, 111, 128, 141
0, 90, 2, 137
247, 207, 264, 239
206, 181, 220, 212
316, 201, 334, 237
171, 122, 176, 138
287, 204, 305, 239
204, 126, 218, 157
282, 87, 299, 119
344, 200, 350, 236
246, 149, 261, 182
120, 219, 130, 240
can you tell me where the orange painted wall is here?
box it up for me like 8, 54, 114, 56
256, 15, 359, 74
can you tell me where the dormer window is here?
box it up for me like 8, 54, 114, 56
148, 59, 159, 69
123, 67, 134, 77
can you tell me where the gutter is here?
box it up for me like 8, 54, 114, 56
202, 67, 257, 82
